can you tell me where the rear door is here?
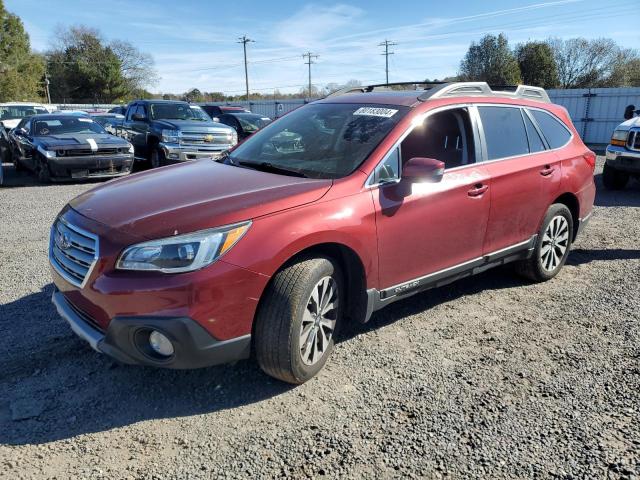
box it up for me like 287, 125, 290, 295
478, 105, 561, 254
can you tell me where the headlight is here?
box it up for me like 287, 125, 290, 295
128, 144, 134, 154
161, 129, 181, 143
611, 130, 628, 147
116, 221, 251, 273
228, 129, 238, 145
37, 145, 56, 158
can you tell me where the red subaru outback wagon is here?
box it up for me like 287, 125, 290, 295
50, 82, 595, 384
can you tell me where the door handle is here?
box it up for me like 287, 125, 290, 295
468, 183, 488, 197
540, 165, 556, 176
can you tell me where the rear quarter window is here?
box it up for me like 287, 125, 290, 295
529, 109, 572, 149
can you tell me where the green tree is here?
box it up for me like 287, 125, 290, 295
0, 0, 45, 102
459, 33, 521, 85
516, 41, 559, 88
183, 88, 204, 102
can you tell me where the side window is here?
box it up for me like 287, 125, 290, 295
400, 107, 475, 169
523, 110, 546, 153
529, 109, 572, 149
138, 104, 147, 118
478, 106, 529, 160
373, 147, 400, 183
23, 119, 31, 134
126, 104, 137, 121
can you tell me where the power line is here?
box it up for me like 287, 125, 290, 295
378, 39, 397, 84
302, 51, 319, 99
237, 35, 255, 100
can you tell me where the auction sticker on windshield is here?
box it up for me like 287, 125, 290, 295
353, 107, 398, 118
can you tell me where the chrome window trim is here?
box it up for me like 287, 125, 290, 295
365, 102, 575, 187
49, 217, 100, 289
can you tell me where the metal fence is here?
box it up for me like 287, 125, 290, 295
547, 87, 640, 146
53, 87, 640, 146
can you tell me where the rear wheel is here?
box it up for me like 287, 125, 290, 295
602, 163, 629, 190
254, 257, 343, 384
150, 147, 166, 168
515, 204, 573, 282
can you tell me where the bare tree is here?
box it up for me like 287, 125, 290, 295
110, 40, 159, 92
548, 37, 620, 88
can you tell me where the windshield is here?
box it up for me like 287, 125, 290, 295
150, 103, 202, 121
190, 106, 211, 121
32, 117, 107, 136
227, 103, 408, 179
0, 105, 48, 120
236, 114, 272, 132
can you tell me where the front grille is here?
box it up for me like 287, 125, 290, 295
50, 219, 98, 287
628, 130, 640, 152
58, 148, 122, 156
180, 131, 230, 146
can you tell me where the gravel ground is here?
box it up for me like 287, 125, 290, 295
0, 158, 639, 479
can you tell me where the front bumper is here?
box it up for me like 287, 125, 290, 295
52, 290, 251, 368
48, 153, 134, 180
605, 145, 640, 174
160, 142, 231, 163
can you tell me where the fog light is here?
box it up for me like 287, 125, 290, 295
149, 331, 174, 356
168, 153, 179, 160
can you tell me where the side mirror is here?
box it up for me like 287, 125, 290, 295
403, 157, 445, 183
131, 113, 147, 122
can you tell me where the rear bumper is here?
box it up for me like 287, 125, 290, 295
48, 153, 134, 179
160, 142, 230, 162
605, 146, 640, 174
52, 290, 251, 368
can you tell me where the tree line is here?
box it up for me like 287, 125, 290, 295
457, 33, 639, 88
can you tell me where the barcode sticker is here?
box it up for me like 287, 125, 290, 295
353, 107, 398, 118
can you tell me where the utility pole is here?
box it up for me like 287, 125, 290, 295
44, 72, 51, 104
237, 35, 255, 101
379, 39, 397, 84
302, 51, 319, 99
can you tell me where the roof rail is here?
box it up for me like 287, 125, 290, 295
419, 82, 550, 103
325, 81, 550, 103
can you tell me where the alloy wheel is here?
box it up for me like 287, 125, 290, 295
299, 276, 338, 365
540, 215, 570, 272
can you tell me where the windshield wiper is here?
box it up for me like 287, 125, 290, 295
238, 161, 308, 178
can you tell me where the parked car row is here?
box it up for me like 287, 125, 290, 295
48, 81, 597, 384
0, 99, 273, 183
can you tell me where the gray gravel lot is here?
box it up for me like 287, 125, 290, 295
0, 158, 639, 479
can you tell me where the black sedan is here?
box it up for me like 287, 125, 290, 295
9, 114, 134, 182
216, 112, 272, 140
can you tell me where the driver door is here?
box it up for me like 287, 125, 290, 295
13, 119, 36, 170
371, 106, 491, 291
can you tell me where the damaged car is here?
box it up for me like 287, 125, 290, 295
9, 114, 134, 182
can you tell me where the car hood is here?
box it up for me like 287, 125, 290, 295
615, 116, 640, 131
69, 160, 332, 239
1, 119, 21, 129
151, 119, 233, 133
38, 133, 129, 149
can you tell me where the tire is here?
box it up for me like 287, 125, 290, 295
150, 147, 165, 169
36, 156, 51, 183
602, 163, 629, 190
254, 257, 344, 384
515, 204, 573, 282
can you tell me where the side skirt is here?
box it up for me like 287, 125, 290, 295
363, 235, 537, 322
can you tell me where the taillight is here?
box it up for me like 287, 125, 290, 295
583, 151, 596, 171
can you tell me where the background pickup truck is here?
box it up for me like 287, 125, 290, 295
117, 100, 238, 168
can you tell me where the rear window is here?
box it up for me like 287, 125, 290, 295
478, 106, 529, 160
529, 109, 572, 149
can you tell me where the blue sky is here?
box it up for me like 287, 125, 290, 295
5, 0, 639, 95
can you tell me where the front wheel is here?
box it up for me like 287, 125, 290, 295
36, 156, 51, 183
254, 257, 343, 384
515, 204, 573, 282
602, 163, 629, 190
150, 147, 166, 169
